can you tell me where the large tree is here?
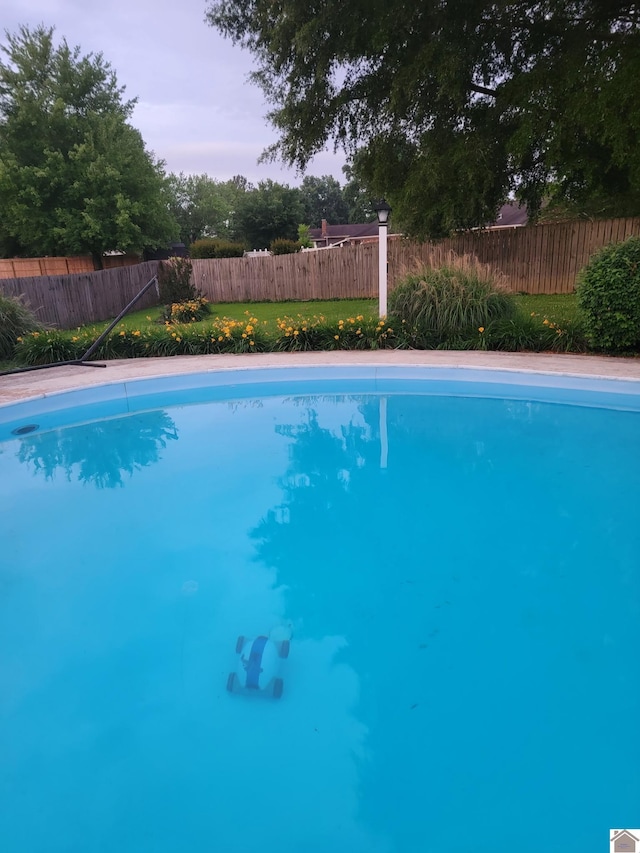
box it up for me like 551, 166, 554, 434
0, 25, 176, 265
298, 174, 349, 226
206, 1, 640, 236
234, 179, 302, 247
166, 172, 229, 245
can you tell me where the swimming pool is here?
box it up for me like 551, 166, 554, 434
1, 366, 639, 853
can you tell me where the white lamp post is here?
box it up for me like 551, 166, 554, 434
374, 199, 392, 318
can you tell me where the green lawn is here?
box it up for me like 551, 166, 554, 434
85, 294, 579, 336
516, 293, 579, 322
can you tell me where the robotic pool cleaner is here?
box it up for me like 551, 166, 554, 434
227, 626, 291, 699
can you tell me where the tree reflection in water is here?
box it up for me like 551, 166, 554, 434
16, 410, 178, 489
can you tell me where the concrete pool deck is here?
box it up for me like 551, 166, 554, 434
1, 351, 640, 407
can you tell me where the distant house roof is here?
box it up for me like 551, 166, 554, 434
309, 204, 527, 247
491, 202, 528, 228
308, 219, 381, 247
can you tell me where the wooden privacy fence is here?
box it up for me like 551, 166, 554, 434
0, 254, 140, 279
191, 246, 379, 302
1, 217, 638, 328
0, 261, 160, 329
193, 216, 640, 303
428, 216, 640, 293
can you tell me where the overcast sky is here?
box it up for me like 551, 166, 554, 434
2, 0, 348, 186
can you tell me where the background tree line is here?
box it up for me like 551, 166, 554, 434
0, 26, 375, 263
164, 172, 374, 251
3, 5, 638, 264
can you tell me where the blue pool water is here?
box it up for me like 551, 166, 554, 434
1, 368, 639, 853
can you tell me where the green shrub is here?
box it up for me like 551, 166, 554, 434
270, 238, 301, 255
161, 297, 210, 324
297, 225, 313, 249
389, 254, 516, 347
0, 292, 43, 359
576, 236, 640, 351
157, 257, 198, 304
189, 239, 245, 259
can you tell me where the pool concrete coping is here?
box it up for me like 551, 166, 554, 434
1, 351, 640, 408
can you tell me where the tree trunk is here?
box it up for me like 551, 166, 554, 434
91, 251, 104, 270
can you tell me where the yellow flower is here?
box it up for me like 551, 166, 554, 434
16, 336, 23, 342
478, 327, 484, 333
218, 335, 224, 341
250, 340, 255, 346
133, 330, 141, 337
334, 334, 339, 340
543, 318, 549, 325
71, 336, 78, 342
242, 333, 247, 338
146, 315, 152, 321
293, 330, 299, 336
119, 330, 125, 336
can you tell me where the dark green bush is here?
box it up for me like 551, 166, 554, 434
270, 238, 301, 255
0, 292, 43, 359
157, 257, 198, 305
189, 239, 245, 259
389, 254, 517, 347
576, 236, 640, 351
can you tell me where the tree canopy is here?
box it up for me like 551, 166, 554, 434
298, 174, 349, 227
166, 172, 228, 245
0, 25, 176, 263
206, 0, 640, 236
234, 179, 303, 247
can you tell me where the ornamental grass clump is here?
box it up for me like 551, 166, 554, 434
0, 293, 42, 359
577, 236, 640, 352
388, 254, 517, 348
